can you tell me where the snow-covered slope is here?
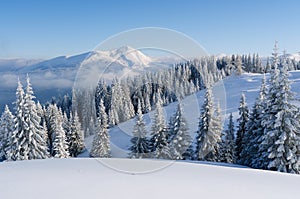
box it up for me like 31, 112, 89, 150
0, 158, 299, 199
101, 71, 300, 157
0, 58, 42, 72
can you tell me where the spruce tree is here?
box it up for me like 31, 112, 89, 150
8, 79, 27, 161
195, 87, 221, 161
211, 103, 223, 160
50, 105, 69, 158
129, 99, 150, 158
259, 45, 300, 173
235, 93, 249, 164
36, 101, 45, 126
219, 113, 235, 163
23, 76, 49, 159
62, 112, 70, 137
0, 105, 15, 160
241, 75, 267, 167
8, 77, 49, 160
170, 102, 192, 160
149, 93, 171, 159
90, 99, 111, 158
68, 111, 85, 157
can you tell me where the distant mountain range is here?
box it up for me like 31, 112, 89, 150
0, 46, 179, 110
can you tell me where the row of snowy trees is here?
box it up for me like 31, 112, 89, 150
129, 92, 192, 160
95, 53, 299, 128
127, 43, 300, 174
128, 85, 228, 162
73, 52, 300, 138
74, 54, 246, 137
0, 77, 85, 161
90, 56, 238, 133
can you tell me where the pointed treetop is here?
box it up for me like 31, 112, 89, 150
4, 104, 10, 113
272, 41, 279, 69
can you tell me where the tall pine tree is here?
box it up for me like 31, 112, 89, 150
195, 87, 221, 161
241, 75, 267, 167
169, 102, 192, 160
90, 99, 111, 158
219, 113, 235, 163
49, 105, 69, 158
259, 43, 300, 173
235, 93, 249, 164
149, 93, 171, 159
68, 111, 85, 157
129, 99, 150, 158
23, 76, 49, 159
8, 79, 27, 161
0, 105, 14, 160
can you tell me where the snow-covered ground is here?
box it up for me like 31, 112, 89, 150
0, 158, 299, 199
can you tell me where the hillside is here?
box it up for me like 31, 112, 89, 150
0, 158, 299, 199
94, 71, 300, 157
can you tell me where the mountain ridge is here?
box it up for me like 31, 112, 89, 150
0, 46, 176, 109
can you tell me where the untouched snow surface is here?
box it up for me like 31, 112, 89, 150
0, 158, 299, 199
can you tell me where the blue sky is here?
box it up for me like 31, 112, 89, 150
0, 0, 299, 59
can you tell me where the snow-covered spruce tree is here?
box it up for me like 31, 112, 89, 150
257, 43, 281, 169
149, 93, 171, 159
108, 78, 135, 125
36, 101, 45, 125
144, 94, 151, 113
0, 105, 15, 160
8, 77, 49, 161
235, 93, 249, 164
121, 84, 135, 121
109, 79, 120, 126
23, 76, 49, 159
45, 104, 56, 154
129, 99, 150, 158
219, 113, 235, 163
195, 87, 221, 161
50, 105, 69, 158
36, 102, 49, 146
167, 115, 175, 143
95, 80, 109, 117
72, 88, 96, 137
8, 79, 27, 161
68, 111, 85, 157
241, 75, 267, 167
211, 103, 223, 160
62, 112, 70, 137
90, 99, 111, 158
235, 55, 243, 75
169, 102, 192, 160
259, 46, 300, 173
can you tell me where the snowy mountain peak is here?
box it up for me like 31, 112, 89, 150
86, 46, 152, 67
109, 46, 151, 66
113, 45, 135, 55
